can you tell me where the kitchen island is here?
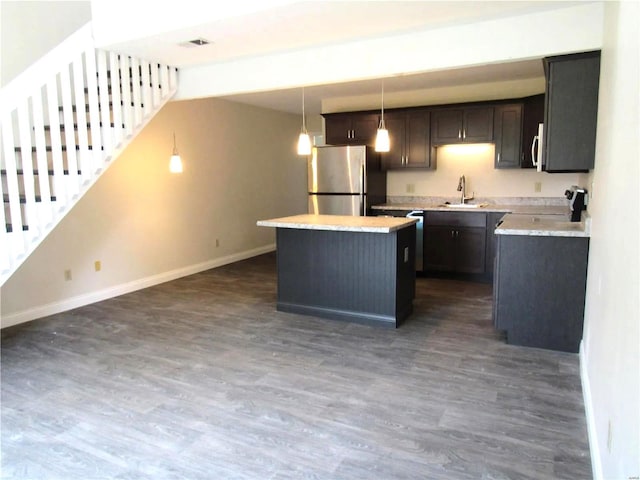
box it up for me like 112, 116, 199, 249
257, 214, 417, 327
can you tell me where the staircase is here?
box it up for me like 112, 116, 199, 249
0, 23, 178, 286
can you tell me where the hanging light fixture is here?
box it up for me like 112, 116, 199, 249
375, 81, 390, 153
169, 132, 183, 173
297, 88, 312, 156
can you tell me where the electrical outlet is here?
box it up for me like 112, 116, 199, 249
534, 182, 542, 193
406, 184, 415, 194
64, 269, 72, 281
94, 260, 101, 272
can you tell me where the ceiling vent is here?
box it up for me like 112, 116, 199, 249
179, 38, 211, 48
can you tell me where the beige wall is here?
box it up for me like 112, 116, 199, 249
0, 98, 306, 321
0, 1, 91, 86
388, 144, 585, 198
581, 2, 640, 478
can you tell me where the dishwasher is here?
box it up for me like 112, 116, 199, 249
375, 209, 424, 273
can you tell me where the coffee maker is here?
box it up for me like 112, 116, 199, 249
565, 186, 588, 222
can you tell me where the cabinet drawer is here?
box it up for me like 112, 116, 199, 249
425, 211, 487, 227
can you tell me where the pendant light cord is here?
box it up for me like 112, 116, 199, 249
172, 132, 179, 155
379, 81, 386, 129
301, 88, 307, 133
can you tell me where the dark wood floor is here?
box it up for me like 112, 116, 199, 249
1, 253, 591, 479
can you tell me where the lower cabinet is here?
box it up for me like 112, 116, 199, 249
493, 234, 589, 352
424, 212, 487, 275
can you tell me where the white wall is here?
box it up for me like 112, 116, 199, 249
0, 98, 307, 325
387, 144, 584, 199
0, 1, 91, 86
581, 1, 640, 478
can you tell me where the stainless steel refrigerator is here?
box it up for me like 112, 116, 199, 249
308, 145, 386, 216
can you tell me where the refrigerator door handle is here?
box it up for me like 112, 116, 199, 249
360, 163, 365, 215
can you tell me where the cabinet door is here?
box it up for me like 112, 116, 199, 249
494, 104, 523, 169
381, 113, 406, 168
463, 107, 494, 143
325, 115, 352, 145
431, 109, 463, 145
455, 227, 487, 274
405, 111, 432, 168
424, 226, 456, 272
544, 51, 600, 171
351, 113, 379, 145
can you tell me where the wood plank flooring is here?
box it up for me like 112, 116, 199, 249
1, 253, 591, 479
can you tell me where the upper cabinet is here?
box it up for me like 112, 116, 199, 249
543, 51, 601, 172
493, 103, 523, 169
382, 110, 434, 170
324, 112, 379, 146
431, 106, 494, 145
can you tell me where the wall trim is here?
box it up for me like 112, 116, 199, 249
1, 244, 275, 329
580, 340, 603, 480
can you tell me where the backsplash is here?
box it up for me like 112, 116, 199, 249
387, 144, 589, 198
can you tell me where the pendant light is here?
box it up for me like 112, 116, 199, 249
169, 132, 183, 173
375, 81, 390, 153
297, 88, 312, 156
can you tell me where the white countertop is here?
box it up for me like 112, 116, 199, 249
495, 213, 590, 237
257, 214, 418, 233
373, 203, 570, 216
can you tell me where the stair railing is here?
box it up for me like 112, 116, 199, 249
0, 22, 178, 286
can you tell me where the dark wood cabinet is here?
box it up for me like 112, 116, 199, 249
424, 212, 487, 274
543, 51, 600, 172
431, 106, 494, 145
382, 110, 433, 170
493, 233, 589, 352
324, 112, 379, 146
493, 104, 523, 169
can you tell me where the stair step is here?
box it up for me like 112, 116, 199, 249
3, 194, 57, 203
1, 169, 81, 176
14, 145, 104, 153
5, 224, 29, 233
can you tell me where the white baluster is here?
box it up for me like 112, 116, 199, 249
84, 47, 102, 174
140, 60, 151, 119
151, 63, 160, 107
46, 76, 65, 210
72, 52, 90, 185
160, 65, 169, 100
109, 52, 123, 149
31, 86, 53, 228
119, 55, 133, 137
17, 99, 38, 242
59, 64, 80, 199
130, 58, 142, 127
97, 51, 112, 155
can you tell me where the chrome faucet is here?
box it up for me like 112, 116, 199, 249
456, 175, 474, 204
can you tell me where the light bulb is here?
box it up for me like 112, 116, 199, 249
297, 132, 312, 155
169, 154, 183, 173
375, 128, 390, 152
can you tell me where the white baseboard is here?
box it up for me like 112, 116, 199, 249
580, 340, 603, 480
1, 244, 275, 329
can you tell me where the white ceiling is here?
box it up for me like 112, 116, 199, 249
99, 1, 586, 114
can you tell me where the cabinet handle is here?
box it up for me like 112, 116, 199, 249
451, 230, 455, 238
463, 129, 466, 140
497, 152, 501, 163
458, 129, 462, 139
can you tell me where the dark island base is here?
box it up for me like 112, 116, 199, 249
275, 226, 416, 328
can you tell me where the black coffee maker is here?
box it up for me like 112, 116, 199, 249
565, 186, 588, 222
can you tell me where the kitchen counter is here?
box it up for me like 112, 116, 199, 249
496, 213, 590, 237
372, 203, 570, 216
257, 214, 417, 233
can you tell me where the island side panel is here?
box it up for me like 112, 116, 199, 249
275, 226, 415, 326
